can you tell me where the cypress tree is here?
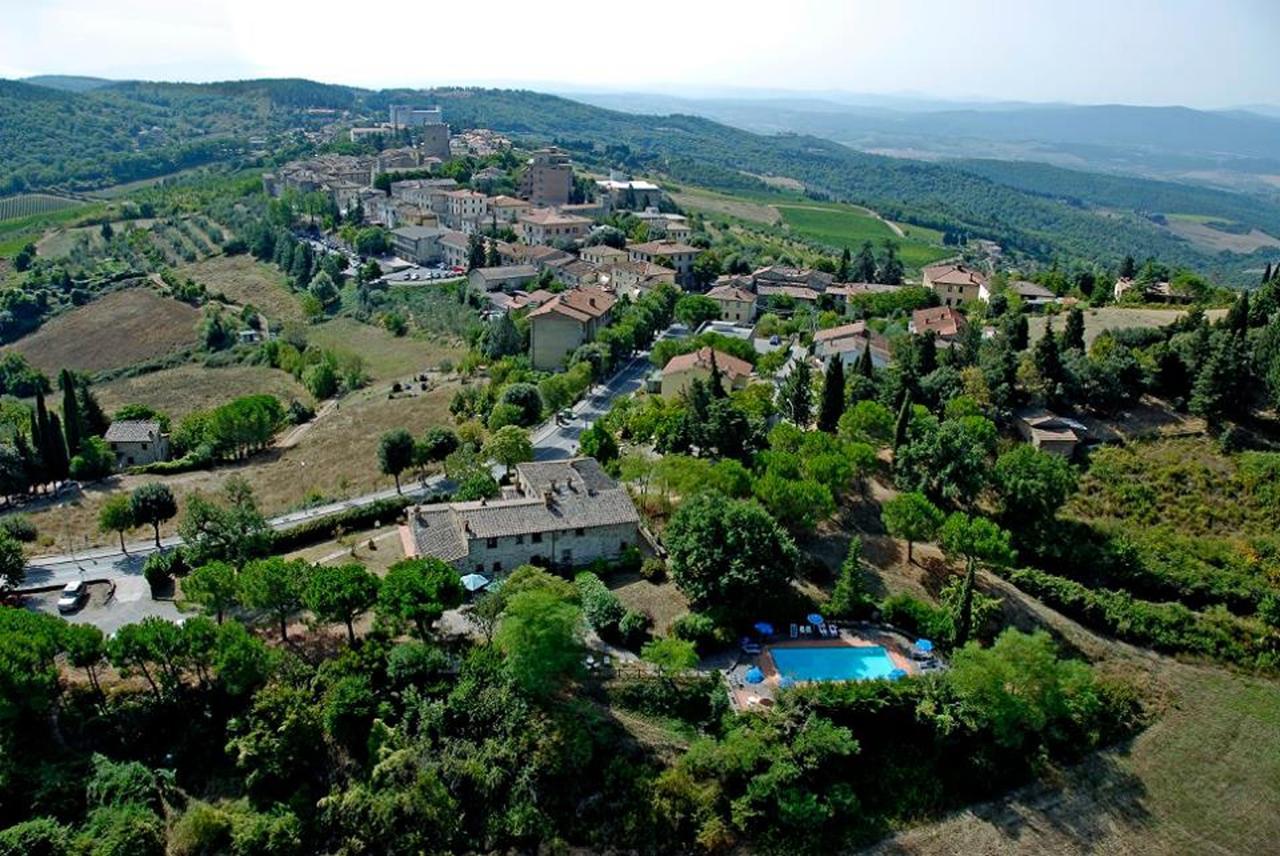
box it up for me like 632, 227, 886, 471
1264, 262, 1272, 286
1227, 291, 1250, 334
857, 341, 875, 379
1063, 307, 1086, 351
836, 248, 851, 282
918, 331, 938, 376
60, 369, 82, 456
14, 430, 39, 495
707, 350, 727, 399
1033, 321, 1065, 407
33, 392, 52, 488
893, 392, 912, 452
45, 413, 69, 482
817, 357, 845, 433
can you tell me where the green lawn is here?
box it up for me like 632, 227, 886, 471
775, 203, 951, 270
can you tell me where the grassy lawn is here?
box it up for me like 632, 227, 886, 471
611, 573, 690, 635
95, 363, 312, 423
774, 203, 951, 270
7, 288, 200, 374
668, 186, 782, 224
0, 203, 108, 257
285, 525, 406, 575
1028, 306, 1228, 348
308, 317, 467, 383
180, 254, 306, 324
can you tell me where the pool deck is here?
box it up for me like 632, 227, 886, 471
727, 623, 926, 711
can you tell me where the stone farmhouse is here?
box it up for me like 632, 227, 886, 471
402, 457, 641, 575
104, 420, 169, 468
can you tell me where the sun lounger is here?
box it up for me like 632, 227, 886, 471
790, 623, 799, 638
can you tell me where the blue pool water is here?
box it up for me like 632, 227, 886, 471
768, 645, 898, 682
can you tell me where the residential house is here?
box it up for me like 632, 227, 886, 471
909, 306, 969, 344
547, 258, 601, 289
813, 323, 891, 370
402, 457, 641, 574
468, 265, 539, 294
498, 242, 574, 271
1015, 409, 1084, 458
660, 347, 753, 397
104, 420, 169, 468
527, 287, 617, 371
923, 262, 988, 307
595, 176, 663, 211
706, 282, 757, 324
579, 245, 631, 266
439, 230, 470, 269
753, 266, 835, 293
518, 208, 593, 246
605, 259, 677, 299
1113, 277, 1192, 304
628, 239, 701, 288
992, 279, 1058, 308
487, 195, 532, 223
443, 189, 488, 229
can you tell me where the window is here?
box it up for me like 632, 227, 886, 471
475, 564, 484, 573
514, 534, 524, 545
561, 549, 573, 565
486, 537, 498, 549
574, 527, 586, 537
531, 532, 543, 544
492, 562, 502, 574
620, 540, 629, 551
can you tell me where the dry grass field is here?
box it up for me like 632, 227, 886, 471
308, 318, 467, 383
95, 363, 312, 422
179, 254, 306, 324
668, 186, 782, 224
25, 380, 458, 552
1028, 306, 1228, 348
8, 288, 200, 374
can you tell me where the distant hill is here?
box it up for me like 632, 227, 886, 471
3, 78, 1278, 283
22, 74, 116, 92
574, 92, 1280, 195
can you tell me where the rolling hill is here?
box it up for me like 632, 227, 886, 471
4, 79, 1280, 283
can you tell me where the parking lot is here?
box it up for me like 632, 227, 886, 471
25, 576, 182, 634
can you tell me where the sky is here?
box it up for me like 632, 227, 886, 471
1, 0, 1277, 108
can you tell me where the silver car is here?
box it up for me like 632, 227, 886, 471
57, 580, 87, 613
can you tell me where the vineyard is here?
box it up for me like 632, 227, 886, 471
0, 192, 83, 222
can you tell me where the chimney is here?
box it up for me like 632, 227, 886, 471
543, 490, 554, 506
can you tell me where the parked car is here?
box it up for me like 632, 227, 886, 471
556, 409, 575, 425
57, 580, 87, 613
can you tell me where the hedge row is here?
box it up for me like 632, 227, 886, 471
269, 496, 422, 553
1003, 566, 1277, 670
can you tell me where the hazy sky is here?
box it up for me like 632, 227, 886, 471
1, 0, 1276, 108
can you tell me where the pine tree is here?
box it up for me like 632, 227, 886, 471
817, 357, 845, 433
777, 360, 813, 426
60, 369, 82, 456
1227, 291, 1250, 334
1119, 255, 1137, 279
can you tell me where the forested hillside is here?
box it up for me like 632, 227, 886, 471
4, 80, 1278, 282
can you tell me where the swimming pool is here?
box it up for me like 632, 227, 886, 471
768, 645, 899, 682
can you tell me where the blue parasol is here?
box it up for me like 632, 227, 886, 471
459, 573, 490, 592
744, 666, 765, 684
807, 613, 825, 626
915, 638, 934, 653
753, 621, 775, 636
889, 668, 908, 680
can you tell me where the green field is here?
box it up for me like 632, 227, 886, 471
0, 202, 103, 256
775, 203, 951, 269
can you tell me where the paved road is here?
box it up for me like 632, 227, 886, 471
22, 339, 664, 595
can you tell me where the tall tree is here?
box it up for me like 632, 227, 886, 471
856, 342, 875, 379
78, 378, 110, 438
184, 561, 240, 624
892, 392, 912, 452
875, 240, 904, 285
853, 240, 876, 282
1226, 291, 1251, 335
1062, 307, 1085, 352
1118, 255, 1137, 279
378, 429, 416, 494
881, 491, 944, 564
836, 247, 851, 282
817, 358, 845, 433
239, 557, 311, 641
60, 369, 82, 456
44, 413, 69, 482
130, 482, 177, 548
482, 425, 534, 478
98, 494, 135, 553
304, 563, 380, 644
376, 557, 465, 640
777, 359, 813, 426
1033, 320, 1066, 408
940, 513, 1015, 647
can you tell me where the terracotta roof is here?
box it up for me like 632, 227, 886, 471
629, 239, 700, 256
707, 284, 756, 302
912, 306, 969, 338
527, 287, 616, 323
662, 346, 753, 380
923, 263, 988, 288
814, 322, 868, 343
519, 208, 592, 226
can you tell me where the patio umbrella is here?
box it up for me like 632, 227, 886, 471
889, 668, 908, 680
753, 621, 775, 636
459, 573, 490, 592
779, 676, 795, 689
806, 613, 825, 626
744, 666, 765, 684
915, 638, 934, 653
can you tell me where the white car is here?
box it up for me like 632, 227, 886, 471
57, 580, 87, 613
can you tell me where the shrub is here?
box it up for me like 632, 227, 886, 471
575, 572, 625, 637
0, 514, 37, 543
270, 496, 418, 553
669, 612, 730, 653
880, 593, 955, 646
639, 557, 667, 582
618, 609, 653, 650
